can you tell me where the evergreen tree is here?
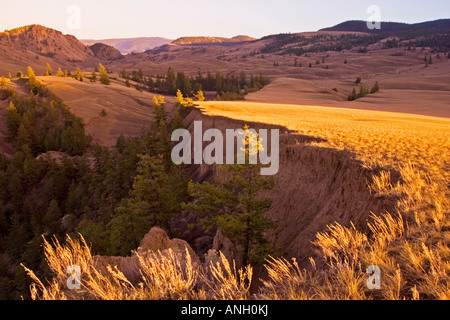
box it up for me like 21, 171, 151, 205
359, 85, 369, 98
239, 71, 247, 88
6, 101, 21, 137
108, 154, 186, 255
371, 81, 380, 94
348, 88, 357, 101
176, 89, 184, 105
43, 199, 61, 235
46, 63, 53, 76
16, 71, 23, 79
74, 67, 83, 81
194, 90, 205, 102
57, 68, 64, 77
61, 122, 89, 155
166, 67, 176, 94
26, 66, 35, 79
186, 127, 276, 265
0, 76, 6, 87
17, 123, 32, 149
99, 63, 110, 85
153, 95, 160, 106
91, 71, 97, 83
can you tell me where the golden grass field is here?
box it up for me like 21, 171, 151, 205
198, 100, 450, 181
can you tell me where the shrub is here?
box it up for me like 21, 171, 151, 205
215, 91, 245, 101
371, 81, 380, 94
99, 64, 110, 85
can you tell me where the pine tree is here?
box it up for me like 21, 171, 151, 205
176, 89, 184, 106
239, 71, 247, 88
153, 95, 160, 106
74, 67, 83, 81
371, 81, 379, 94
46, 63, 53, 76
57, 68, 64, 77
43, 199, 61, 235
166, 67, 176, 94
16, 71, 23, 78
125, 79, 130, 87
194, 90, 205, 102
0, 76, 6, 87
108, 155, 186, 255
185, 127, 276, 265
359, 85, 369, 98
61, 122, 88, 155
8, 72, 12, 80
99, 63, 110, 85
6, 101, 21, 137
348, 88, 357, 101
91, 71, 97, 83
26, 66, 35, 79
171, 111, 184, 131
17, 123, 32, 149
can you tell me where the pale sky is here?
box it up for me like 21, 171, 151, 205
1, 0, 449, 40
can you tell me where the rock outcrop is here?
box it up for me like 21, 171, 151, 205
93, 227, 202, 283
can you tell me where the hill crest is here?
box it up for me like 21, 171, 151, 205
172, 35, 256, 45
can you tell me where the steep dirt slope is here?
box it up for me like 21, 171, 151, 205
179, 108, 397, 266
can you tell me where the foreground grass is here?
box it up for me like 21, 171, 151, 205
24, 102, 449, 299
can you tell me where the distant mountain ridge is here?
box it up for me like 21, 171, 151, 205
81, 37, 172, 54
320, 19, 450, 34
172, 35, 256, 45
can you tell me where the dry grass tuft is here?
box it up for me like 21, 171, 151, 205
22, 235, 254, 300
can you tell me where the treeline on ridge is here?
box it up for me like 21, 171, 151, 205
120, 67, 270, 100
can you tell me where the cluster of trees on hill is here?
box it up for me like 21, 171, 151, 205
262, 33, 385, 56
120, 67, 269, 100
261, 28, 450, 56
41, 63, 111, 85
0, 82, 188, 298
348, 80, 379, 101
5, 68, 90, 156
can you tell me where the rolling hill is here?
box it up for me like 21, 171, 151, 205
0, 25, 121, 75
320, 18, 450, 34
171, 35, 256, 45
81, 37, 172, 54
